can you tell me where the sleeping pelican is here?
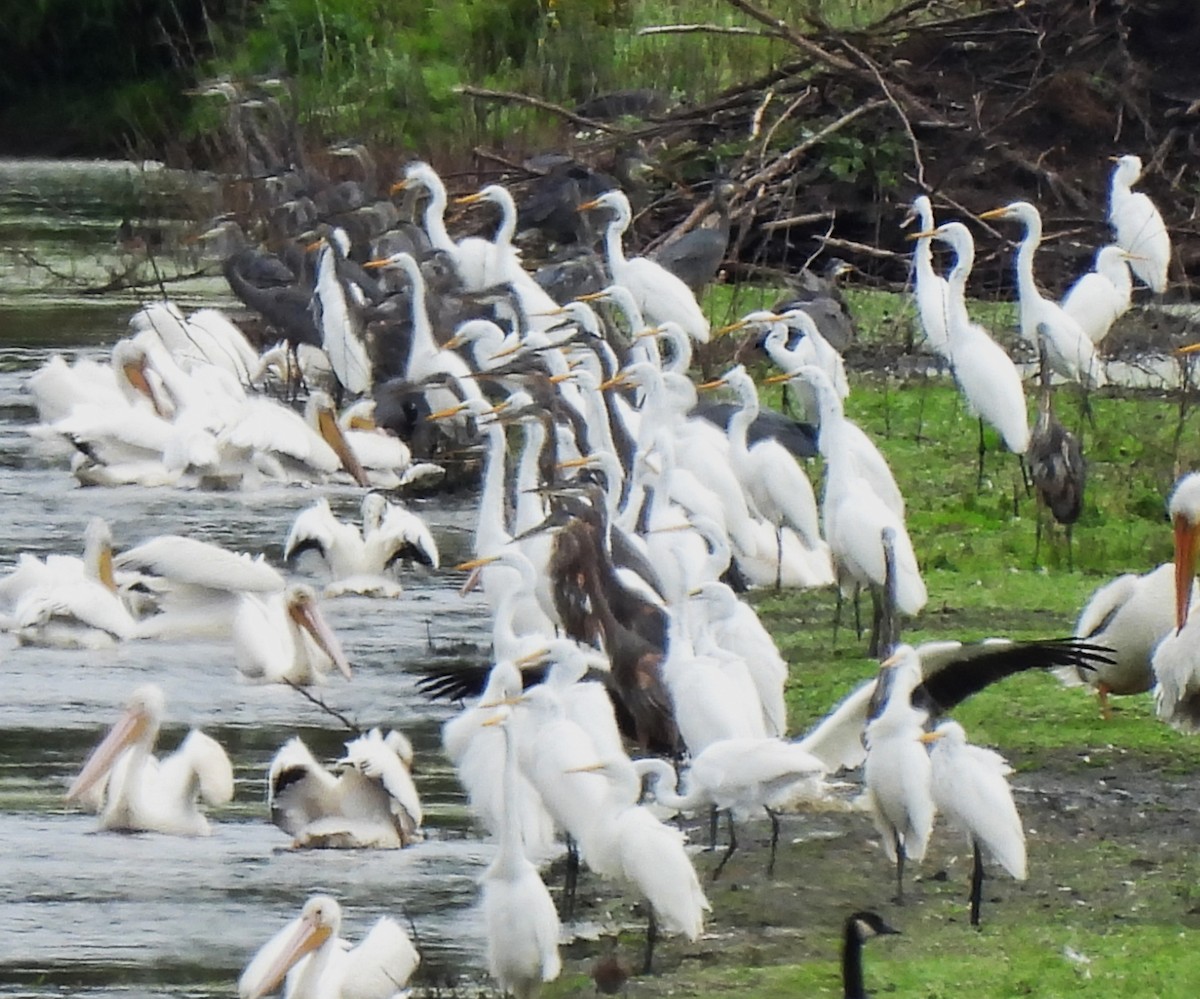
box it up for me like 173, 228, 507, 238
65, 683, 233, 835
238, 895, 420, 999
268, 728, 422, 848
284, 493, 439, 598
234, 584, 352, 685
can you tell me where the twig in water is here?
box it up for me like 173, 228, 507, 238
282, 678, 361, 735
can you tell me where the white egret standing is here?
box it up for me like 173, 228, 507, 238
1061, 245, 1134, 345
1108, 154, 1170, 293
977, 201, 1106, 389
904, 194, 951, 358
577, 190, 710, 344
926, 720, 1026, 927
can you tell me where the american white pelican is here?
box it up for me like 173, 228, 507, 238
926, 720, 1026, 926
268, 728, 421, 847
978, 201, 1106, 388
238, 895, 420, 999
578, 190, 710, 344
480, 708, 562, 998
1065, 562, 1183, 715
285, 493, 438, 597
65, 683, 233, 835
1152, 473, 1200, 731
1108, 153, 1170, 292
2, 518, 135, 647
842, 911, 900, 999
234, 584, 352, 685
115, 533, 286, 640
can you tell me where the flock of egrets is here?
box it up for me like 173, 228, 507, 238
6, 143, 1198, 999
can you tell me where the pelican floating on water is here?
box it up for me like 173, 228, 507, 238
234, 584, 352, 685
268, 729, 422, 847
285, 493, 439, 597
65, 683, 233, 835
238, 894, 420, 999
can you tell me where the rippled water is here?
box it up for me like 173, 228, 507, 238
0, 161, 499, 996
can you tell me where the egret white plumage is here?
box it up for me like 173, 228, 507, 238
267, 729, 421, 848
926, 719, 1026, 927
912, 221, 1030, 467
238, 894, 419, 999
978, 201, 1106, 389
903, 194, 951, 358
577, 190, 710, 344
1151, 472, 1200, 731
480, 708, 563, 999
637, 736, 829, 878
65, 683, 233, 835
1108, 153, 1170, 293
1061, 245, 1134, 345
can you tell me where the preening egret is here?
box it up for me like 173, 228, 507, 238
1108, 154, 1170, 293
267, 728, 422, 848
978, 201, 1105, 389
1151, 472, 1200, 731
577, 189, 710, 344
238, 894, 419, 999
842, 911, 900, 999
65, 683, 233, 835
926, 720, 1026, 927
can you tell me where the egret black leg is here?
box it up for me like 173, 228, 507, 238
853, 583, 863, 639
775, 525, 783, 590
642, 908, 658, 975
976, 417, 986, 491
833, 586, 843, 646
712, 810, 738, 881
765, 806, 781, 877
969, 841, 985, 928
707, 804, 718, 851
894, 831, 906, 904
563, 835, 579, 920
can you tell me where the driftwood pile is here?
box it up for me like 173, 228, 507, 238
465, 0, 1200, 302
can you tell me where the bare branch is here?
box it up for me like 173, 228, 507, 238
454, 84, 626, 135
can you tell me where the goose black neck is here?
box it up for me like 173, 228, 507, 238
842, 920, 866, 999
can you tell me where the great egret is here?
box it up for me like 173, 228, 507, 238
480, 708, 563, 999
637, 736, 829, 878
911, 221, 1030, 469
978, 201, 1106, 389
238, 894, 419, 999
65, 684, 233, 836
1108, 154, 1170, 293
1151, 472, 1200, 731
926, 720, 1026, 927
1061, 245, 1134, 345
577, 190, 710, 344
903, 194, 951, 358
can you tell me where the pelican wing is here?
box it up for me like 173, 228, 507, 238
116, 536, 285, 593
268, 736, 340, 836
370, 505, 440, 570
912, 637, 1116, 716
340, 729, 423, 832
284, 499, 343, 565
223, 397, 340, 472
341, 916, 420, 999
165, 729, 235, 806
14, 581, 135, 641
